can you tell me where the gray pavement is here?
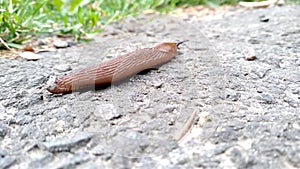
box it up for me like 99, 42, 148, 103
0, 5, 299, 169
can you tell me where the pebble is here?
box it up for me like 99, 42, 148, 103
49, 152, 93, 169
109, 156, 131, 169
152, 79, 163, 88
40, 132, 92, 152
226, 91, 241, 101
291, 88, 299, 94
248, 38, 260, 44
296, 58, 300, 66
283, 96, 299, 108
214, 126, 237, 142
0, 123, 9, 137
169, 149, 189, 165
227, 147, 248, 168
259, 15, 270, 22
15, 115, 33, 125
193, 153, 220, 168
53, 40, 69, 48
19, 52, 42, 61
292, 73, 300, 82
94, 104, 122, 120
0, 157, 16, 169
91, 144, 110, 156
256, 93, 275, 104
27, 151, 54, 168
245, 55, 257, 61
252, 67, 270, 78
53, 64, 72, 72
0, 148, 7, 157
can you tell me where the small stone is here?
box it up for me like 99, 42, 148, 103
169, 149, 189, 165
283, 95, 299, 108
92, 144, 109, 156
291, 88, 299, 94
40, 132, 92, 152
259, 15, 270, 22
252, 67, 270, 78
295, 58, 300, 66
53, 40, 69, 48
28, 151, 54, 168
256, 87, 264, 93
227, 120, 245, 131
67, 41, 77, 47
15, 115, 33, 125
19, 52, 42, 61
101, 153, 113, 161
49, 152, 93, 169
226, 91, 241, 101
256, 93, 275, 104
277, 0, 285, 6
94, 104, 122, 120
291, 73, 300, 82
0, 123, 9, 137
110, 156, 131, 169
244, 47, 257, 61
0, 157, 16, 169
67, 152, 92, 166
152, 79, 163, 88
138, 157, 156, 168
146, 31, 155, 37
245, 55, 257, 61
123, 15, 137, 32
214, 126, 237, 141
193, 153, 220, 168
286, 146, 300, 167
53, 64, 72, 72
0, 148, 7, 157
101, 25, 123, 37
248, 38, 260, 44
227, 147, 250, 168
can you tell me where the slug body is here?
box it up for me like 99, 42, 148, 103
47, 41, 187, 94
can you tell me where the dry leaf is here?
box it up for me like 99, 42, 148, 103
239, 0, 278, 8
23, 45, 35, 52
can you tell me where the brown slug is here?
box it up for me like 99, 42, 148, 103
47, 41, 187, 94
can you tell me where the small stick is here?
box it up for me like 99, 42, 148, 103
176, 111, 197, 142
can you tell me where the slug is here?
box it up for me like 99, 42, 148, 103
47, 41, 187, 94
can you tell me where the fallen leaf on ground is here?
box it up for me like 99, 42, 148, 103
239, 0, 280, 8
23, 45, 35, 52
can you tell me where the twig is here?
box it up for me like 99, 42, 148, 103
176, 111, 197, 142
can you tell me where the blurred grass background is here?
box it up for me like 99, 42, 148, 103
0, 0, 299, 49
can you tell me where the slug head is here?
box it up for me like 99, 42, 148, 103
153, 40, 188, 54
47, 79, 73, 94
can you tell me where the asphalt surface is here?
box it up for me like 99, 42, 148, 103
0, 5, 299, 169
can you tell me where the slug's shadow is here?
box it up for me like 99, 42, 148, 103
136, 67, 159, 75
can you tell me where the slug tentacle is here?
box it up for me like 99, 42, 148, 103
47, 41, 187, 94
176, 40, 188, 49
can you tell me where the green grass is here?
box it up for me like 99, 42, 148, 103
0, 0, 299, 49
